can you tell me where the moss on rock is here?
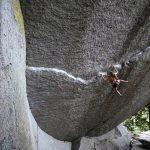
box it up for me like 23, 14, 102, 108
10, 0, 24, 34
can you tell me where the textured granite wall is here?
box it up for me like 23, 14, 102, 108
0, 0, 34, 149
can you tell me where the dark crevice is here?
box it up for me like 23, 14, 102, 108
117, 2, 150, 60
71, 138, 81, 150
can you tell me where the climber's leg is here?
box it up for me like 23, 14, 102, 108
120, 79, 128, 83
116, 88, 122, 96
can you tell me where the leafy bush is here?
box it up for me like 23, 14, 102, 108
123, 107, 149, 135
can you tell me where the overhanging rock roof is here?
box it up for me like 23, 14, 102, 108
20, 0, 150, 141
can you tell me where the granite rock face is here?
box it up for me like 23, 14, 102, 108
20, 0, 150, 141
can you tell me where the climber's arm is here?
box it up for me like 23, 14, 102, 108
102, 75, 109, 81
120, 80, 128, 83
113, 68, 119, 79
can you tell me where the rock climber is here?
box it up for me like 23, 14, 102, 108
102, 68, 128, 96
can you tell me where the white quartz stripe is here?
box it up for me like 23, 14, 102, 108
27, 66, 92, 85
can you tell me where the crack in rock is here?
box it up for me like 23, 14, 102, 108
27, 66, 97, 85
26, 48, 149, 87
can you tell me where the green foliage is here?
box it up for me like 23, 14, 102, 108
123, 107, 149, 135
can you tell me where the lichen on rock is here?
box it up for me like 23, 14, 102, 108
10, 0, 24, 34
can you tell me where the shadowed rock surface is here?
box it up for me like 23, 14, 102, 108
20, 0, 150, 141
134, 130, 150, 149
72, 124, 132, 150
